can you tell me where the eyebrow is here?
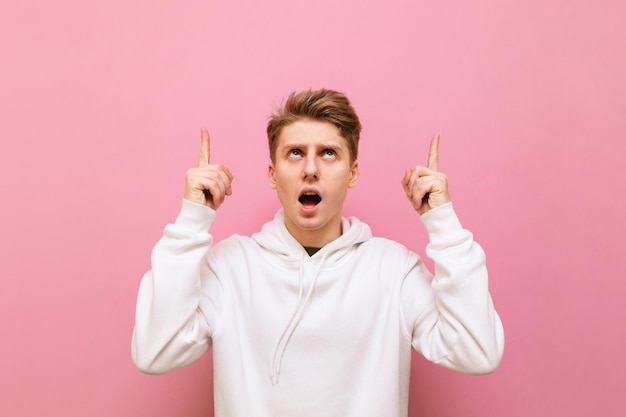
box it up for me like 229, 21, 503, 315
283, 143, 344, 152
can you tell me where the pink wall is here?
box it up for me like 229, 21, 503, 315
1, 1, 625, 416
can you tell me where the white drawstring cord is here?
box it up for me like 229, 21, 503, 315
269, 252, 327, 385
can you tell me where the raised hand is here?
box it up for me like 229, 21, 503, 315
401, 134, 450, 215
184, 128, 234, 210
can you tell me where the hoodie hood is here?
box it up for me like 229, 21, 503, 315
252, 209, 372, 264
251, 209, 372, 384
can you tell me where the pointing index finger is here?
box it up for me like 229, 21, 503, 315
427, 133, 440, 171
199, 127, 211, 167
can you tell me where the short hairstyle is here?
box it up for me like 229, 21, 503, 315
266, 89, 362, 163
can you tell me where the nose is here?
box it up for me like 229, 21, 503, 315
303, 155, 318, 179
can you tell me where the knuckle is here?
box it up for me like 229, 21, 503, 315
186, 167, 199, 178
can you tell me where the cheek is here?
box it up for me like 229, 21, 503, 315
273, 174, 295, 195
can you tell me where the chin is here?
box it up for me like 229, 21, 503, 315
293, 217, 325, 231
284, 211, 323, 231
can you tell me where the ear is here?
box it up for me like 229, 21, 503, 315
268, 161, 277, 189
348, 160, 359, 188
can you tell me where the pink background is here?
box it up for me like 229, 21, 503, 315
1, 0, 625, 416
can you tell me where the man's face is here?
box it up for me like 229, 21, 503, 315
268, 119, 359, 247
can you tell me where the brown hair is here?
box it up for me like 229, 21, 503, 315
266, 89, 362, 163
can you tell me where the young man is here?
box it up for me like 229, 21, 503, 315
132, 89, 504, 417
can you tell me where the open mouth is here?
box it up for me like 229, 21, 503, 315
298, 192, 322, 206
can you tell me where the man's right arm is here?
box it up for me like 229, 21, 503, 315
131, 128, 234, 374
131, 200, 219, 374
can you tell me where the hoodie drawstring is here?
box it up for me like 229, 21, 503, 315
269, 251, 327, 385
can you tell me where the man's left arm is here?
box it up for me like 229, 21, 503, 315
401, 135, 504, 374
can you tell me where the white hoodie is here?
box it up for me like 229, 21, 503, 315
132, 200, 504, 417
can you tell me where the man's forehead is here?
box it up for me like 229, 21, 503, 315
277, 120, 347, 148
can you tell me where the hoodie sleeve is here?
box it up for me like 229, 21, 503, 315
401, 203, 504, 375
131, 199, 223, 374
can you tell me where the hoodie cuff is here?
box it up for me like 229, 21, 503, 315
173, 199, 217, 234
420, 202, 467, 248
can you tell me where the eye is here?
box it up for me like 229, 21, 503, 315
289, 149, 302, 158
322, 149, 336, 159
